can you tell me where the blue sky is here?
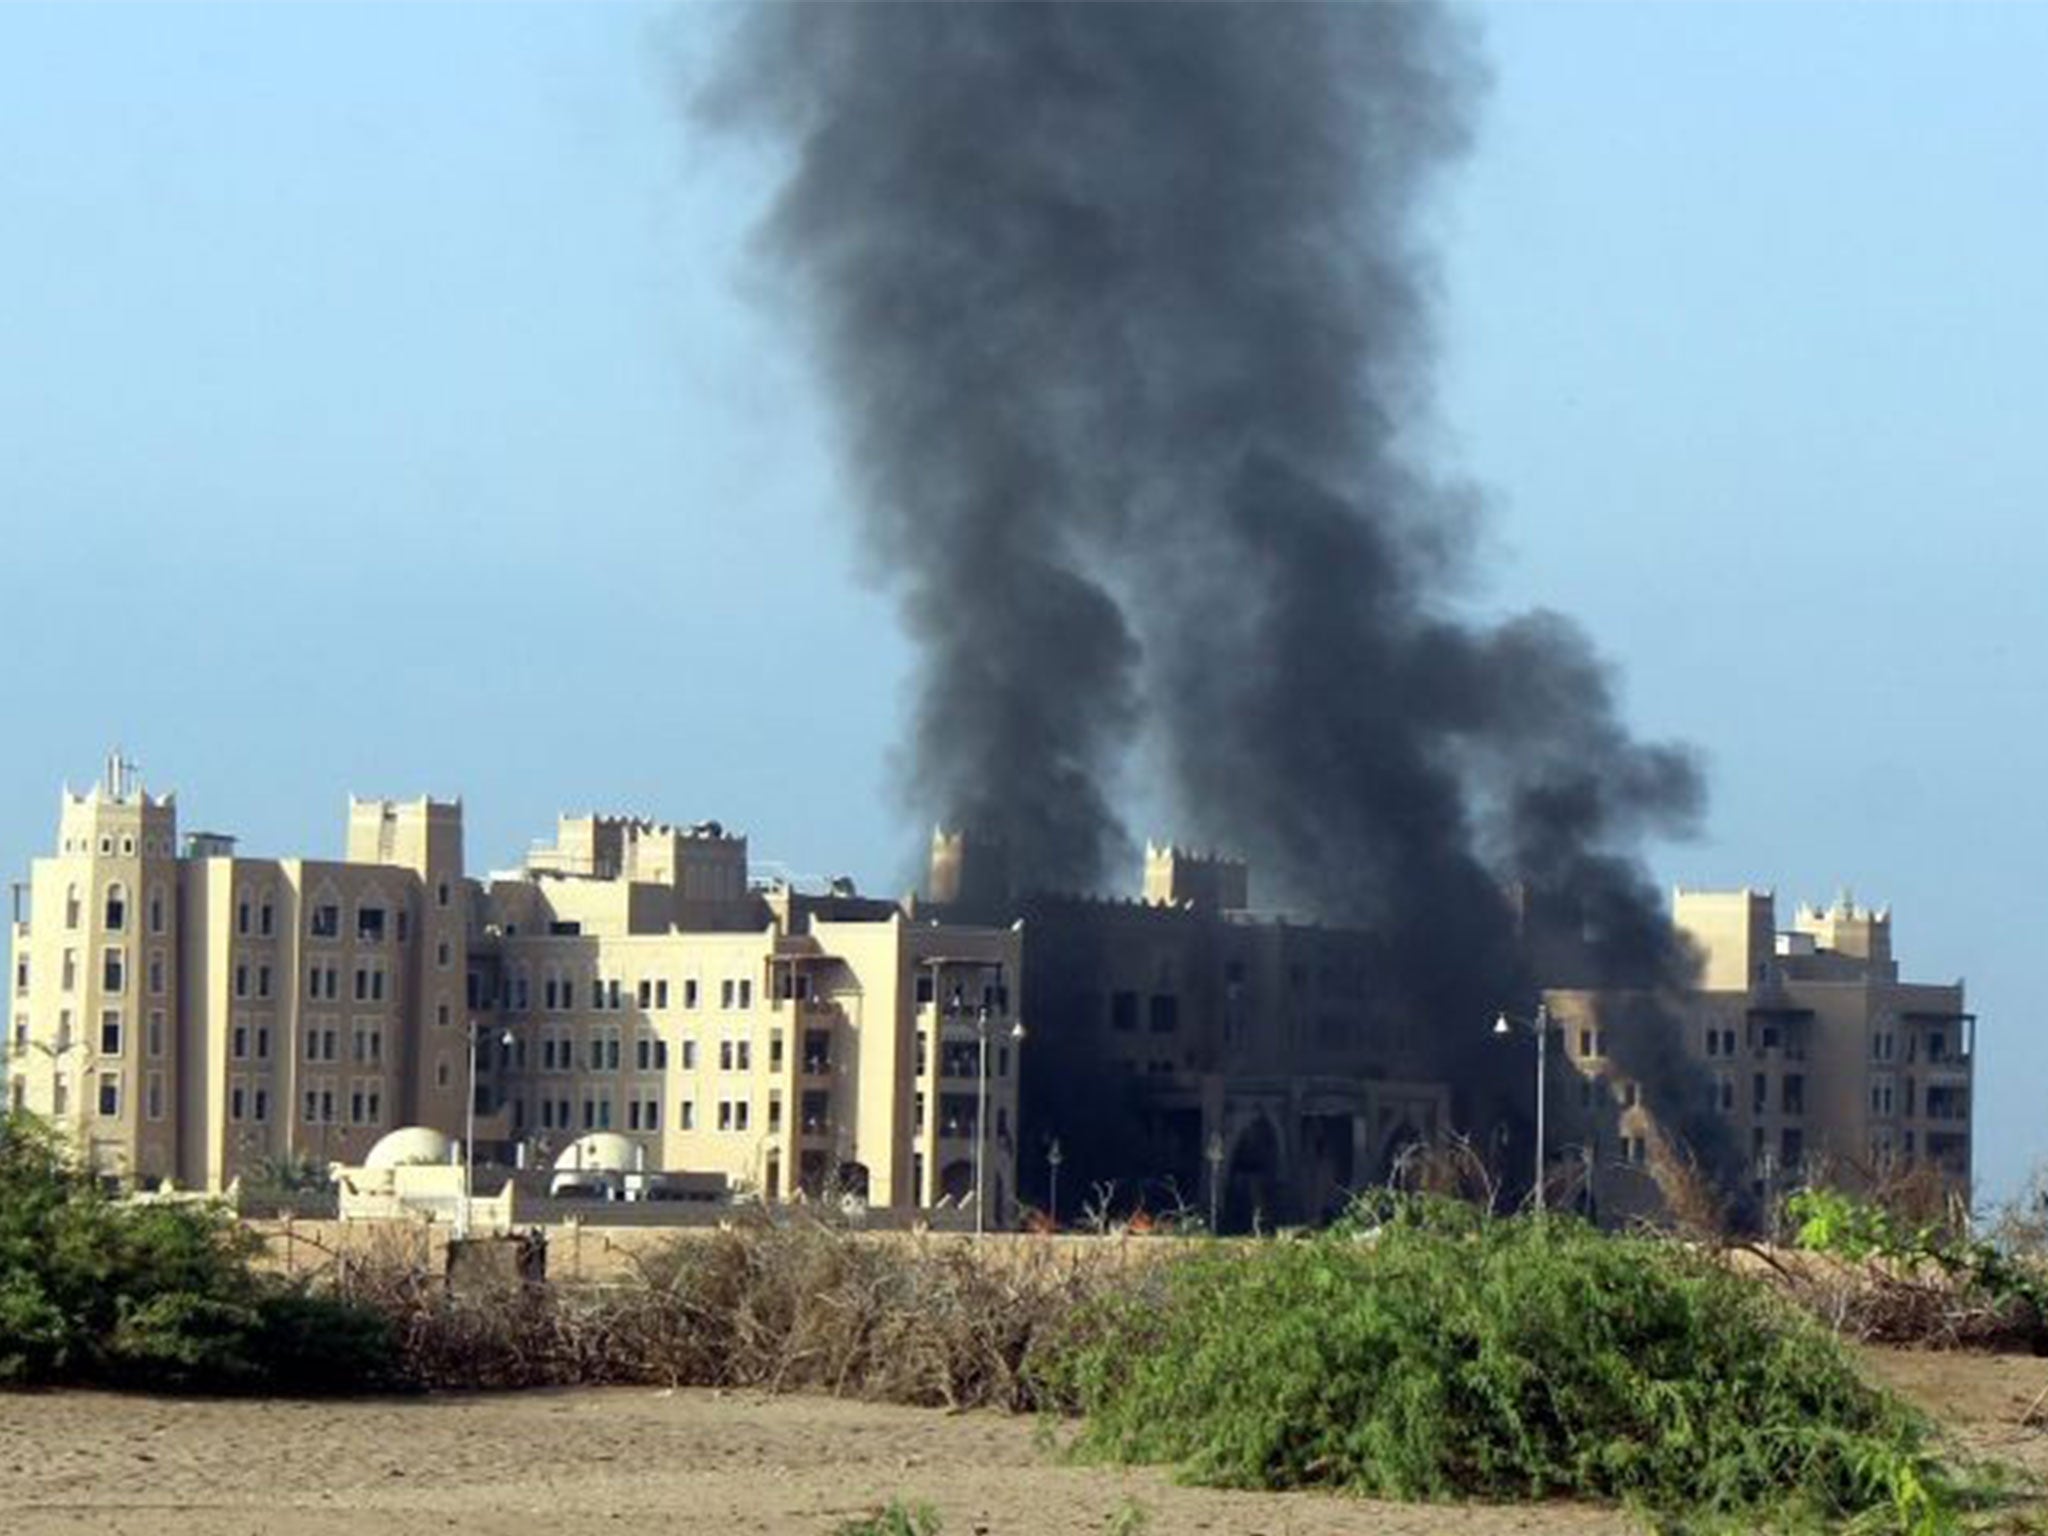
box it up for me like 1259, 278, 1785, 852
3, 4, 2041, 1199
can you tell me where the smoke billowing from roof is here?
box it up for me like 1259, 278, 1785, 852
707, 4, 1720, 1163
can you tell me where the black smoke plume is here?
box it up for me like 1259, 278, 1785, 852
707, 5, 1734, 1185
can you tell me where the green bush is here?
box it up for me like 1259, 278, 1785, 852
1032, 1198, 1971, 1532
0, 1109, 394, 1392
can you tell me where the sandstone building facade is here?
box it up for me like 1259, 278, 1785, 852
6, 760, 1022, 1219
1543, 887, 1975, 1221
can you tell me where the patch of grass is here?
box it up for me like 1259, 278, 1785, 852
1031, 1196, 1988, 1532
831, 1498, 941, 1535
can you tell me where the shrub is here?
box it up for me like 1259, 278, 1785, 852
344, 1214, 1106, 1403
1784, 1188, 2047, 1352
1031, 1198, 1972, 1532
0, 1109, 394, 1392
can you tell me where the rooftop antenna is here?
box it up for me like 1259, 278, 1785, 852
105, 747, 140, 800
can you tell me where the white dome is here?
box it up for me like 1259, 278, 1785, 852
554, 1132, 638, 1175
364, 1126, 453, 1170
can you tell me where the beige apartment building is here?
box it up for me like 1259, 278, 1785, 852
1544, 887, 1974, 1221
6, 759, 1024, 1220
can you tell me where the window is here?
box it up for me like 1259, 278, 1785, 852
680, 1099, 695, 1131
97, 1072, 120, 1118
771, 1030, 786, 1073
356, 905, 386, 943
805, 1030, 831, 1073
638, 979, 653, 1010
104, 884, 127, 932
1782, 1074, 1806, 1116
64, 885, 81, 930
436, 881, 450, 908
257, 964, 272, 1000
681, 1038, 698, 1071
231, 1082, 246, 1123
234, 962, 250, 1000
237, 899, 251, 936
233, 1021, 250, 1061
1148, 993, 1179, 1033
61, 949, 76, 991
259, 899, 274, 938
11, 1013, 26, 1054
146, 1072, 163, 1121
721, 979, 736, 1010
684, 979, 699, 1010
99, 1009, 123, 1055
253, 1088, 269, 1123
310, 904, 340, 939
437, 941, 450, 969
147, 953, 165, 996
102, 948, 125, 994
1110, 992, 1138, 1032
719, 1039, 734, 1071
804, 1090, 834, 1133
738, 979, 753, 1009
435, 1058, 451, 1089
656, 979, 670, 1010
256, 1025, 271, 1060
735, 1040, 752, 1071
147, 1010, 165, 1057
148, 888, 164, 934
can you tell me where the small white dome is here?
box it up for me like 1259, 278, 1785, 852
364, 1126, 454, 1170
554, 1132, 637, 1175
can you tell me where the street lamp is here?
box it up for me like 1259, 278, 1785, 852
459, 1019, 516, 1241
1046, 1137, 1064, 1229
1492, 1002, 1551, 1214
1205, 1130, 1225, 1233
973, 1003, 1025, 1237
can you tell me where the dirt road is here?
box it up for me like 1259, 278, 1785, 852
1, 1348, 2039, 1535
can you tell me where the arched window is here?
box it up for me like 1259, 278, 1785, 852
64, 885, 81, 930
104, 883, 127, 933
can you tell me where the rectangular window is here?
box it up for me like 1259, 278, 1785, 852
147, 953, 165, 996
681, 1038, 697, 1071
146, 1010, 164, 1058
721, 979, 736, 1010
738, 979, 753, 1009
680, 1099, 695, 1131
656, 979, 669, 1010
102, 948, 126, 994
99, 1009, 122, 1055
684, 978, 699, 1010
1110, 991, 1138, 1032
259, 902, 274, 938
237, 899, 251, 936
257, 964, 272, 1000
436, 941, 451, 969
1148, 993, 1179, 1033
356, 906, 386, 943
233, 1022, 250, 1061
234, 962, 249, 999
310, 904, 339, 939
231, 1082, 246, 1122
720, 1039, 734, 1071
97, 1072, 120, 1118
736, 1040, 752, 1072
253, 1088, 269, 1123
256, 1025, 271, 1060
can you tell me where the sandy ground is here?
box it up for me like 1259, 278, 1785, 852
1, 1349, 2040, 1536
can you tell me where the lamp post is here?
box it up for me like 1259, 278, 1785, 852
1205, 1130, 1225, 1233
459, 1020, 516, 1241
971, 1002, 1026, 1237
1492, 1002, 1551, 1214
1046, 1137, 1063, 1229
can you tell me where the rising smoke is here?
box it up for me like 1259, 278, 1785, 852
706, 5, 1731, 1180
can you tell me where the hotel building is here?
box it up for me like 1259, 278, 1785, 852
5, 759, 1023, 1217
